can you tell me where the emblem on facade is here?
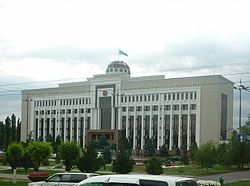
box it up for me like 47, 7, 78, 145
102, 90, 108, 96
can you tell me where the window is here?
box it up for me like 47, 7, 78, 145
47, 174, 60, 182
176, 180, 198, 186
190, 92, 193, 99
80, 109, 84, 113
182, 104, 188, 110
173, 105, 179, 110
70, 174, 87, 182
144, 106, 150, 111
181, 93, 184, 100
173, 93, 175, 100
86, 108, 91, 113
190, 104, 196, 110
152, 105, 158, 111
122, 107, 127, 112
129, 106, 134, 112
177, 93, 180, 100
136, 106, 142, 111
140, 179, 168, 186
164, 105, 171, 111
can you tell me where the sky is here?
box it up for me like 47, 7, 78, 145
0, 0, 250, 129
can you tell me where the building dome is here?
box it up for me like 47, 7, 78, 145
106, 60, 130, 76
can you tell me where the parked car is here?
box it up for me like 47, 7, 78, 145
28, 172, 98, 186
74, 174, 198, 186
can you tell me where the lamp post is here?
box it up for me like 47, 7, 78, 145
234, 80, 249, 132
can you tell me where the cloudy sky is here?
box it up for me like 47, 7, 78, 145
0, 0, 250, 128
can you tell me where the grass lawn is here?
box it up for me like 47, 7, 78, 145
225, 181, 250, 186
0, 179, 30, 186
132, 164, 237, 176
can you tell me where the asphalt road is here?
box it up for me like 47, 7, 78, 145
197, 170, 250, 184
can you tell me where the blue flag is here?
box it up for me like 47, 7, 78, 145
119, 49, 128, 56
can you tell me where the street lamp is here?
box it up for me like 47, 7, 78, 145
234, 80, 249, 132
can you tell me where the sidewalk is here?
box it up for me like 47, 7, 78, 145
0, 173, 28, 180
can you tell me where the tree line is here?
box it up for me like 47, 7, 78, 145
0, 114, 21, 150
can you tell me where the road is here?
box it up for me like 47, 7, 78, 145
197, 170, 250, 184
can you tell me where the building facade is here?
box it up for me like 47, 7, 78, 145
21, 60, 234, 151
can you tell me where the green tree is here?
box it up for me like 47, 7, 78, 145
102, 146, 112, 164
217, 142, 230, 166
5, 116, 11, 147
97, 135, 108, 150
0, 121, 5, 149
27, 141, 52, 171
16, 119, 21, 142
145, 157, 163, 175
112, 139, 134, 174
6, 142, 24, 170
227, 130, 248, 168
20, 148, 32, 172
58, 141, 80, 172
189, 142, 198, 161
77, 142, 101, 172
181, 146, 189, 165
11, 114, 16, 142
159, 144, 169, 157
144, 138, 155, 157
194, 141, 217, 168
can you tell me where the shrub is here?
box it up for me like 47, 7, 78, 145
145, 157, 163, 175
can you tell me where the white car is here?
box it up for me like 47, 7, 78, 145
28, 172, 98, 186
74, 174, 198, 186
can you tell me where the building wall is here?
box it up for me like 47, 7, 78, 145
21, 74, 234, 151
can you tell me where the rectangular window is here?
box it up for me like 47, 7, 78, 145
181, 93, 184, 100
173, 93, 176, 100
129, 106, 134, 112
173, 105, 179, 110
136, 106, 142, 111
190, 104, 196, 110
80, 109, 84, 113
182, 104, 188, 110
144, 106, 150, 111
152, 105, 158, 111
177, 93, 180, 100
168, 94, 171, 100
190, 92, 193, 99
122, 107, 127, 112
164, 105, 171, 111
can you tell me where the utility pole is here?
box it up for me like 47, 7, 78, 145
234, 80, 249, 132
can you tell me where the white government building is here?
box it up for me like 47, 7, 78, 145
21, 60, 234, 152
